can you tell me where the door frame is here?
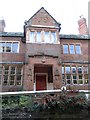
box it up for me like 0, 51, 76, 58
34, 73, 48, 91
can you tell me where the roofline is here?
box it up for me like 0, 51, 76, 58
0, 32, 23, 37
26, 7, 61, 26
60, 34, 90, 40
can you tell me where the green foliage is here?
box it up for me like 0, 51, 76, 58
19, 95, 33, 108
1, 92, 88, 114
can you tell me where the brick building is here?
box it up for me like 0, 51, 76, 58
0, 7, 89, 92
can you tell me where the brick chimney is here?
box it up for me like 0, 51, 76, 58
78, 16, 89, 35
0, 19, 5, 32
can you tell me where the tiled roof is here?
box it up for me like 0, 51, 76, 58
0, 32, 23, 37
60, 34, 90, 40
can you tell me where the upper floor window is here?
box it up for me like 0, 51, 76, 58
63, 44, 69, 54
37, 31, 41, 42
75, 44, 81, 54
63, 44, 81, 54
29, 31, 57, 43
51, 32, 56, 43
69, 44, 75, 54
0, 42, 19, 53
45, 31, 49, 43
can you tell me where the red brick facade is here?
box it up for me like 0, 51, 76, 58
0, 7, 89, 92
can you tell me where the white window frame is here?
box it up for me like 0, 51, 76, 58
0, 41, 19, 53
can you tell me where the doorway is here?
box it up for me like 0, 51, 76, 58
36, 74, 47, 91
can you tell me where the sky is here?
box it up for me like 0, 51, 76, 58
0, 0, 89, 34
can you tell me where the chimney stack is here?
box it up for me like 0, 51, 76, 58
78, 16, 89, 35
0, 19, 6, 32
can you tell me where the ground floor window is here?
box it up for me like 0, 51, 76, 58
0, 65, 23, 86
62, 64, 88, 85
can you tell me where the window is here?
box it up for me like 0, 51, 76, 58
62, 65, 88, 85
10, 67, 15, 74
12, 43, 18, 53
62, 66, 64, 74
69, 44, 75, 54
0, 66, 2, 84
63, 44, 81, 54
72, 66, 76, 73
0, 42, 19, 53
3, 66, 9, 85
2, 66, 23, 86
72, 75, 77, 84
51, 32, 56, 43
78, 75, 83, 84
65, 66, 70, 74
10, 67, 16, 85
83, 66, 88, 74
30, 31, 35, 42
16, 67, 22, 85
66, 75, 71, 84
78, 66, 82, 73
45, 32, 50, 43
63, 45, 69, 54
0, 42, 5, 52
37, 31, 41, 42
76, 44, 81, 54
6, 42, 11, 52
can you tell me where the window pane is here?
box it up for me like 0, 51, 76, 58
78, 67, 82, 73
62, 67, 64, 74
66, 74, 71, 79
73, 80, 77, 84
30, 31, 35, 42
84, 75, 88, 84
3, 75, 8, 85
6, 42, 11, 52
72, 67, 76, 73
69, 44, 75, 54
37, 31, 41, 42
0, 42, 5, 52
0, 75, 2, 84
12, 42, 18, 53
51, 32, 56, 43
62, 74, 65, 79
45, 32, 49, 43
63, 45, 68, 54
0, 43, 3, 52
65, 66, 70, 73
0, 66, 2, 74
10, 67, 15, 74
73, 75, 77, 79
16, 75, 22, 85
4, 66, 9, 74
76, 45, 81, 54
73, 75, 77, 84
83, 66, 88, 74
67, 80, 71, 84
79, 75, 82, 79
10, 75, 15, 85
78, 75, 83, 84
17, 67, 22, 74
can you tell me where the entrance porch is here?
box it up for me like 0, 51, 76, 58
34, 64, 53, 91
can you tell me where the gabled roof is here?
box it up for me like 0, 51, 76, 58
25, 7, 61, 26
27, 7, 60, 25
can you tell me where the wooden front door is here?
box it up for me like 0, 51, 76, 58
36, 75, 46, 91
